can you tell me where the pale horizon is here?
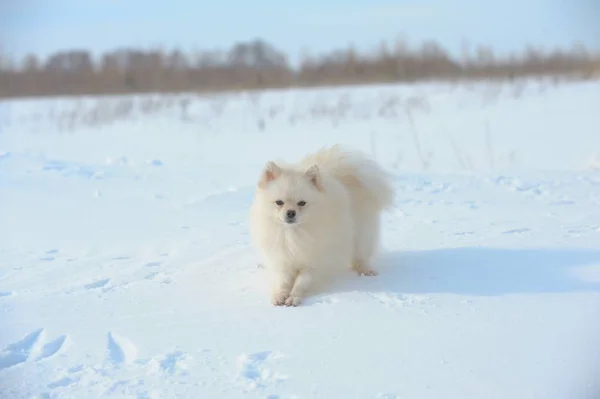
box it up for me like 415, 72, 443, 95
2, 0, 600, 63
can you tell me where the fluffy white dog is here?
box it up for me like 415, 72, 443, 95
249, 145, 395, 306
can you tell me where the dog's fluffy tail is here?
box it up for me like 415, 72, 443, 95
301, 144, 395, 211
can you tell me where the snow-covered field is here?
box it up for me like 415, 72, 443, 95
1, 79, 600, 399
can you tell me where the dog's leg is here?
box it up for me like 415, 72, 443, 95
271, 269, 297, 306
284, 270, 312, 307
351, 209, 380, 277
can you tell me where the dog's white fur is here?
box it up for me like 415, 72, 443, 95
249, 145, 395, 306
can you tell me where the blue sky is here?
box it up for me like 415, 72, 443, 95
1, 0, 599, 63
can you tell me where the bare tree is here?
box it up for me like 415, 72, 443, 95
1, 39, 599, 99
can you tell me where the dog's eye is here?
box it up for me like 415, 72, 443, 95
297, 201, 306, 206
275, 200, 284, 206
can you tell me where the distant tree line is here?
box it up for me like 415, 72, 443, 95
1, 39, 599, 98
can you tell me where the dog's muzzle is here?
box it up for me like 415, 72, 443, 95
285, 209, 296, 224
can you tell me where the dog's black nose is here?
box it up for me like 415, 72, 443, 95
286, 210, 296, 219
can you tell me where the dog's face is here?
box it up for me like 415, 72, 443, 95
255, 161, 324, 227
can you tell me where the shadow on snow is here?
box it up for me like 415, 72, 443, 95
327, 247, 600, 297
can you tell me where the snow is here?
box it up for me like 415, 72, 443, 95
1, 79, 600, 399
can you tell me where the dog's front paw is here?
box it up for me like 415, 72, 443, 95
284, 295, 302, 307
271, 291, 290, 306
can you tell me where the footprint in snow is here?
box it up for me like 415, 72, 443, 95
0, 328, 45, 370
159, 351, 189, 374
39, 249, 59, 261
47, 376, 79, 389
144, 272, 172, 286
68, 364, 84, 373
146, 350, 190, 375
84, 278, 110, 290
145, 272, 160, 280
236, 351, 287, 391
107, 332, 138, 366
0, 329, 68, 369
36, 335, 68, 361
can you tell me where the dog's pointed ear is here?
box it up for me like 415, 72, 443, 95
304, 164, 323, 191
258, 161, 281, 188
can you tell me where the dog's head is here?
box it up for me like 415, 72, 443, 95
254, 161, 324, 226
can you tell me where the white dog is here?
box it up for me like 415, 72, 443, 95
249, 145, 395, 306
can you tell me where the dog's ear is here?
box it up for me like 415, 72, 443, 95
304, 164, 323, 191
258, 161, 282, 188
